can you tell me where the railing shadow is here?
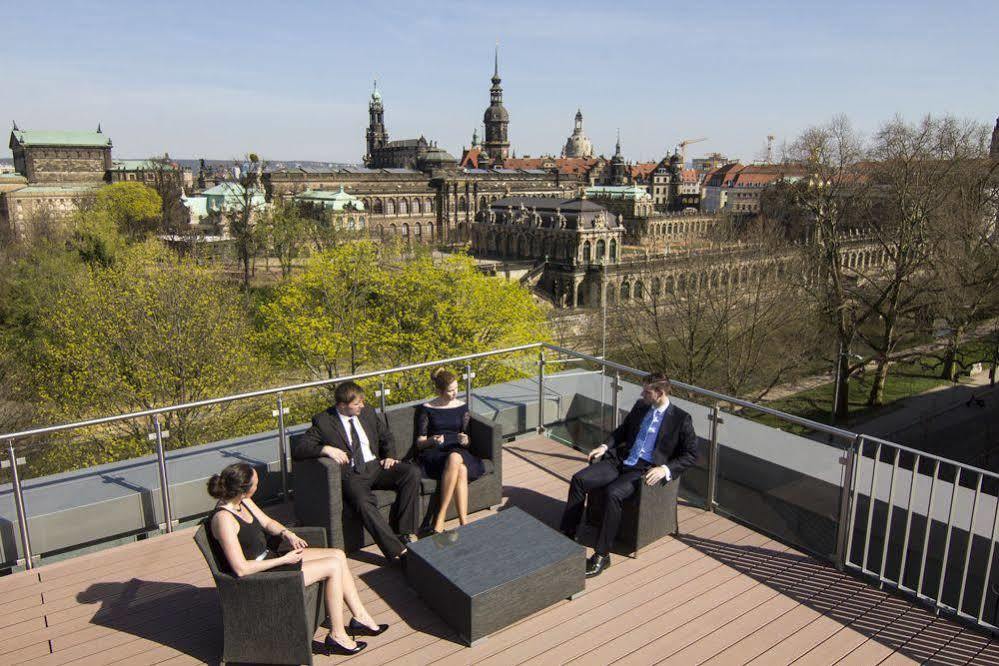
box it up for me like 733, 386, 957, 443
76, 578, 221, 663
680, 533, 994, 663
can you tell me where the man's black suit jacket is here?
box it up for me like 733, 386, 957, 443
291, 405, 397, 462
605, 399, 699, 479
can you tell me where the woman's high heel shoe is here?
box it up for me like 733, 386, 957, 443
347, 617, 389, 637
325, 633, 367, 655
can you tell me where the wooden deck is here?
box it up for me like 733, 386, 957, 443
1, 435, 997, 665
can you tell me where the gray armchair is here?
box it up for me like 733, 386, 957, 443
193, 523, 327, 665
585, 477, 680, 557
292, 406, 503, 552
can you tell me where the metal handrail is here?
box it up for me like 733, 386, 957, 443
543, 343, 859, 441
0, 343, 544, 442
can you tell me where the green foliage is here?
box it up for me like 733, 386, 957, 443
94, 182, 163, 238
257, 241, 386, 378
259, 200, 312, 277
29, 242, 263, 472
258, 244, 549, 401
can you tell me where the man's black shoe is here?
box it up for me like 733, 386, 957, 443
398, 533, 416, 545
585, 553, 610, 578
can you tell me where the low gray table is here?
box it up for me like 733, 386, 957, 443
406, 507, 585, 646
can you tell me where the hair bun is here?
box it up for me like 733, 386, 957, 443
207, 474, 225, 499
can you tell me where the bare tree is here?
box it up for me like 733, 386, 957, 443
225, 154, 267, 288
773, 115, 875, 422
607, 235, 815, 400
857, 116, 991, 404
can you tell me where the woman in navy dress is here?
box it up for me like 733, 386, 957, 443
417, 368, 485, 533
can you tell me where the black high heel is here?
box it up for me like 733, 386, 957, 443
347, 617, 389, 637
325, 633, 367, 655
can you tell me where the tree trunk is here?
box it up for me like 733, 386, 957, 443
834, 355, 851, 424
868, 358, 890, 406
941, 344, 959, 382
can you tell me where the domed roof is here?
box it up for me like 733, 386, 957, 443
484, 105, 509, 123
420, 147, 458, 165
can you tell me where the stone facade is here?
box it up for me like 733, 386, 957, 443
10, 129, 112, 185
265, 165, 578, 245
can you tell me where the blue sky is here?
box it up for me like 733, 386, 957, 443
4, 1, 997, 163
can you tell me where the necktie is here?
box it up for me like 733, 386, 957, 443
348, 417, 364, 472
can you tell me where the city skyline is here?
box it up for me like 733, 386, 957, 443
5, 1, 998, 163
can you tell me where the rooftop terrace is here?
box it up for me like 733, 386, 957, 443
1, 343, 998, 663
3, 434, 996, 665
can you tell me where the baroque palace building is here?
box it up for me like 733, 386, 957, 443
266, 50, 578, 243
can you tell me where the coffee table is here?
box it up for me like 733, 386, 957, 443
405, 507, 585, 646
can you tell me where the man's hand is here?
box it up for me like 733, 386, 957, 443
458, 433, 470, 447
644, 465, 670, 486
321, 445, 350, 466
588, 444, 608, 463
381, 457, 398, 469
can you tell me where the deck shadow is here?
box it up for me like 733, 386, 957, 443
76, 578, 221, 662
680, 533, 996, 663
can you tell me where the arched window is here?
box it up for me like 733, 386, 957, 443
459, 196, 467, 212
428, 198, 435, 212
386, 199, 395, 215
596, 239, 606, 259
402, 223, 411, 241
583, 240, 592, 263
479, 195, 487, 210
607, 283, 617, 305
399, 198, 408, 214
609, 239, 618, 261
634, 281, 644, 299
621, 282, 631, 300
577, 282, 586, 307
652, 277, 661, 295
666, 276, 674, 293
390, 223, 397, 236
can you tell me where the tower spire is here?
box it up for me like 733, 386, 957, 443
494, 42, 499, 80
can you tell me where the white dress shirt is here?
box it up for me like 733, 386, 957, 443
337, 412, 376, 464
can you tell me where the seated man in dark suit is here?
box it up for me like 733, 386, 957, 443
292, 381, 422, 563
560, 372, 698, 577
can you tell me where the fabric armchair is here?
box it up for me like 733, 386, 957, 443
586, 476, 680, 557
193, 524, 327, 666
291, 451, 347, 550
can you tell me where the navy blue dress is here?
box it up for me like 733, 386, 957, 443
416, 403, 485, 481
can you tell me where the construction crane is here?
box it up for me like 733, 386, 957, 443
678, 137, 707, 165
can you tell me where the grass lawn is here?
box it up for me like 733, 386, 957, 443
748, 360, 959, 435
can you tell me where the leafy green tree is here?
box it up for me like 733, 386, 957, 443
31, 242, 262, 470
258, 244, 549, 401
260, 200, 311, 277
258, 241, 385, 378
94, 181, 162, 239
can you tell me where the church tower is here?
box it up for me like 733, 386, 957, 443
563, 109, 594, 158
483, 46, 510, 164
609, 130, 629, 185
991, 116, 999, 160
364, 81, 388, 167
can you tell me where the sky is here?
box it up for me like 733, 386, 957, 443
3, 0, 998, 164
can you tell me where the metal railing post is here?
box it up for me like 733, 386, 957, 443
611, 371, 621, 430
6, 440, 34, 570
274, 393, 289, 501
464, 363, 474, 406
377, 376, 389, 413
536, 349, 546, 433
706, 403, 723, 512
152, 415, 175, 533
834, 435, 861, 570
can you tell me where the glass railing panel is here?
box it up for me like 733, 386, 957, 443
714, 407, 848, 558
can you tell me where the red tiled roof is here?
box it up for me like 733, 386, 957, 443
460, 147, 484, 168
503, 156, 604, 176
630, 162, 657, 180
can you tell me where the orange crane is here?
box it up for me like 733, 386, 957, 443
678, 137, 707, 165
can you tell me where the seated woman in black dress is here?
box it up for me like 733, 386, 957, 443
207, 462, 387, 655
416, 368, 485, 533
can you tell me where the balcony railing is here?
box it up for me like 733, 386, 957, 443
1, 342, 997, 634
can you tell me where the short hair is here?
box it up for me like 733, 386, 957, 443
431, 367, 458, 392
334, 381, 365, 405
643, 372, 672, 395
